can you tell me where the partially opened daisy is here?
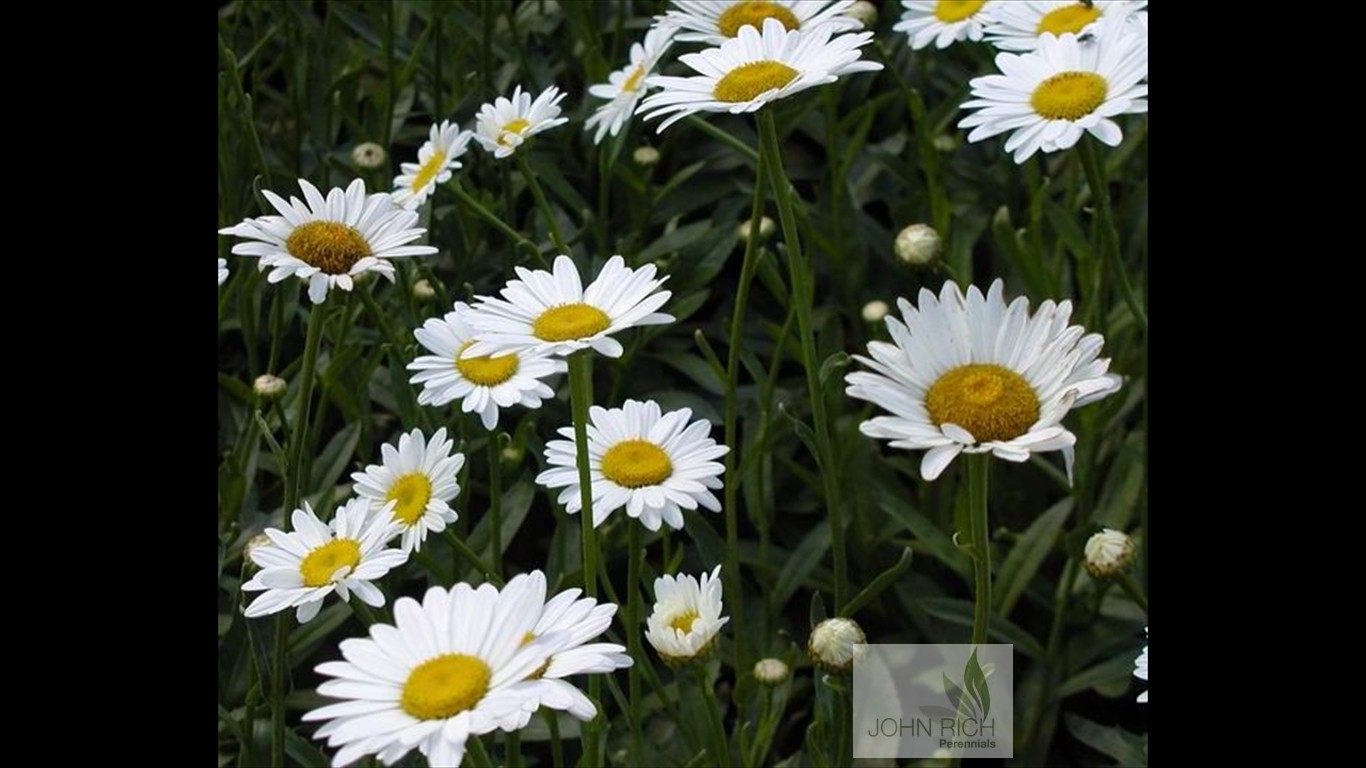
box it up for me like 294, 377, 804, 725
585, 26, 675, 144
845, 280, 1121, 481
474, 85, 569, 159
639, 17, 882, 132
959, 14, 1148, 163
218, 258, 229, 286
662, 0, 861, 45
463, 255, 673, 359
242, 499, 406, 623
303, 582, 568, 768
408, 303, 566, 430
986, 1, 1146, 51
893, 1, 999, 50
1133, 627, 1148, 703
218, 178, 436, 303
645, 566, 728, 666
351, 427, 465, 553
392, 120, 472, 210
536, 399, 729, 531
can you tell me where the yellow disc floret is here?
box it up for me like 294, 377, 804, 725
1030, 71, 1108, 121
934, 0, 987, 22
401, 654, 492, 720
714, 61, 800, 103
718, 1, 800, 38
455, 341, 519, 386
669, 611, 700, 634
602, 440, 673, 488
299, 539, 362, 587
533, 303, 611, 342
410, 151, 448, 191
386, 473, 434, 526
286, 221, 372, 275
925, 363, 1040, 442
1036, 3, 1102, 37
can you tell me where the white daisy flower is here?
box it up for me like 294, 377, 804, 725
536, 399, 729, 532
463, 255, 673, 359
893, 1, 999, 50
584, 26, 675, 145
473, 85, 569, 159
845, 279, 1121, 481
217, 178, 437, 304
218, 258, 229, 286
408, 302, 567, 430
958, 14, 1148, 163
661, 0, 862, 45
242, 499, 407, 623
493, 571, 633, 730
1133, 626, 1148, 702
392, 120, 472, 210
986, 0, 1145, 51
350, 427, 466, 554
645, 566, 728, 666
302, 581, 570, 768
639, 17, 882, 132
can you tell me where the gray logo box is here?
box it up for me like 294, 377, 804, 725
852, 644, 1014, 758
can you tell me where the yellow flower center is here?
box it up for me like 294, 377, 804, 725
934, 0, 987, 22
298, 539, 362, 587
410, 151, 448, 191
498, 118, 531, 147
924, 364, 1040, 442
1036, 3, 1102, 36
285, 221, 372, 275
455, 341, 519, 386
386, 473, 434, 526
622, 65, 646, 93
713, 61, 799, 103
717, 0, 800, 37
1030, 71, 1108, 121
400, 654, 492, 720
532, 303, 611, 342
669, 611, 700, 634
601, 440, 673, 488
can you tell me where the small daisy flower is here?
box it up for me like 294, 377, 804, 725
986, 1, 1146, 52
893, 1, 999, 50
351, 427, 466, 554
585, 27, 675, 145
303, 582, 569, 768
218, 258, 229, 286
536, 399, 729, 531
645, 566, 728, 666
662, 0, 862, 45
959, 14, 1147, 163
474, 85, 569, 159
639, 17, 882, 132
408, 302, 567, 430
464, 255, 673, 359
845, 280, 1121, 481
241, 499, 407, 623
217, 178, 437, 304
392, 120, 472, 210
1133, 627, 1148, 702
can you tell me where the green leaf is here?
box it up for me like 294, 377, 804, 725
840, 547, 913, 618
1055, 650, 1144, 700
309, 421, 361, 497
918, 598, 1044, 659
964, 648, 990, 720
1064, 714, 1148, 766
874, 484, 971, 582
994, 499, 1072, 617
774, 522, 831, 612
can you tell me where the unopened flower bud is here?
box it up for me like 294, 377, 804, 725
846, 1, 878, 28
1084, 528, 1135, 578
862, 300, 890, 323
895, 223, 941, 266
413, 279, 436, 302
753, 658, 790, 685
933, 134, 959, 152
738, 216, 776, 244
253, 374, 288, 400
352, 142, 387, 169
809, 617, 866, 674
633, 146, 661, 166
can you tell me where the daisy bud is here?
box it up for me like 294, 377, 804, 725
738, 216, 776, 244
645, 566, 728, 667
895, 224, 941, 266
808, 617, 866, 674
861, 300, 890, 323
633, 146, 661, 166
1083, 528, 1135, 578
352, 141, 387, 169
412, 278, 436, 303
501, 444, 525, 465
753, 658, 790, 686
253, 374, 288, 401
933, 134, 958, 152
243, 533, 272, 572
846, 0, 878, 28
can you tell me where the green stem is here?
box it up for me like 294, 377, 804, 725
567, 351, 601, 763
1077, 137, 1147, 331
694, 664, 731, 767
506, 731, 522, 768
450, 181, 547, 269
443, 529, 503, 587
756, 110, 847, 609
967, 454, 991, 646
349, 599, 379, 627
270, 613, 287, 768
467, 735, 495, 768
488, 435, 503, 575
627, 524, 645, 763
685, 115, 760, 165
1025, 559, 1081, 764
546, 710, 564, 768
284, 303, 325, 514
1115, 571, 1149, 613
517, 153, 572, 256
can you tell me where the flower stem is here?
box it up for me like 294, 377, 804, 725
1077, 137, 1147, 331
756, 110, 848, 609
694, 664, 730, 767
517, 153, 572, 256
443, 529, 504, 587
567, 350, 601, 763
450, 181, 548, 269
488, 434, 503, 575
627, 523, 646, 762
1115, 571, 1149, 613
284, 302, 325, 514
685, 115, 760, 165
270, 614, 287, 768
967, 454, 991, 646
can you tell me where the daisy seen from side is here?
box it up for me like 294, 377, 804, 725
219, 258, 229, 286
662, 0, 861, 45
645, 565, 728, 666
350, 427, 465, 554
585, 26, 675, 144
986, 0, 1146, 51
474, 85, 569, 159
893, 1, 999, 50
392, 120, 472, 210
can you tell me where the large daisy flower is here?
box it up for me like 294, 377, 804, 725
661, 0, 861, 45
242, 499, 407, 623
473, 85, 569, 159
408, 303, 566, 430
218, 178, 436, 304
845, 280, 1121, 481
1133, 627, 1148, 703
392, 120, 472, 210
645, 566, 728, 666
639, 17, 882, 132
536, 399, 729, 531
302, 581, 570, 768
585, 26, 675, 145
351, 427, 465, 554
986, 1, 1146, 52
893, 1, 999, 50
958, 15, 1147, 163
463, 255, 673, 359
218, 258, 229, 286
